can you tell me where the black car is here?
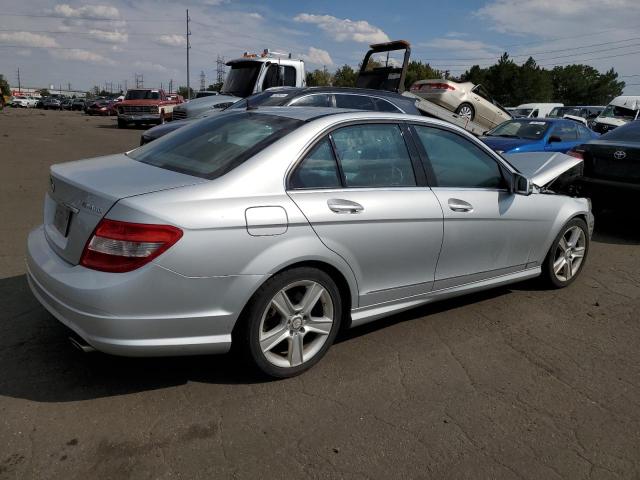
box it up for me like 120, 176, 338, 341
140, 86, 423, 144
71, 98, 86, 111
42, 97, 62, 110
572, 121, 640, 205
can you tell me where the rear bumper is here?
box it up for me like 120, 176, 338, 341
27, 225, 265, 356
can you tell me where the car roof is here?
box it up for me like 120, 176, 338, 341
263, 86, 409, 100
506, 118, 572, 124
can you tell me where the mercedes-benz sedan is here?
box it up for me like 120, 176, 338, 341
27, 108, 593, 378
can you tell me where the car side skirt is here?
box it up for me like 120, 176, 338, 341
349, 266, 541, 328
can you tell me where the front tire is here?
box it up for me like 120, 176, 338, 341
236, 267, 342, 378
541, 218, 589, 288
456, 102, 475, 122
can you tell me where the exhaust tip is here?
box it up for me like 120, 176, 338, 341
68, 335, 96, 353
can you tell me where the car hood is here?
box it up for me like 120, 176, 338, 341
480, 136, 538, 152
503, 152, 583, 187
178, 94, 239, 111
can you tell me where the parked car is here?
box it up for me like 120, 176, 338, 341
511, 103, 563, 119
480, 118, 598, 154
86, 99, 117, 116
591, 96, 640, 134
571, 120, 640, 206
10, 95, 38, 108
409, 80, 511, 129
71, 98, 86, 111
60, 98, 73, 110
42, 97, 62, 110
141, 86, 424, 144
116, 89, 183, 128
27, 108, 592, 378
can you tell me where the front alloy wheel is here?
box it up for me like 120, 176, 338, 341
542, 218, 589, 288
238, 267, 342, 378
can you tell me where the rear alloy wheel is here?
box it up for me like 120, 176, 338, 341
238, 268, 342, 378
542, 218, 589, 288
456, 102, 475, 122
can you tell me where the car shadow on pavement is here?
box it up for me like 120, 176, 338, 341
95, 124, 152, 130
591, 208, 640, 246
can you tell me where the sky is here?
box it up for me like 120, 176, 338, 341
1, 0, 640, 95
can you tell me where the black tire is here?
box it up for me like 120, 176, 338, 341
117, 118, 127, 129
541, 217, 590, 289
455, 102, 475, 122
235, 267, 342, 378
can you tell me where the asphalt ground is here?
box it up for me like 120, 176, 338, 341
1, 108, 639, 479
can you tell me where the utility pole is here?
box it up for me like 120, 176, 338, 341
169, 79, 173, 94
199, 70, 205, 91
124, 79, 128, 92
186, 9, 191, 100
67, 82, 71, 92
16, 68, 21, 93
134, 73, 144, 88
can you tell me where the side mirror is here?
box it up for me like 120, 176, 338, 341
548, 135, 562, 144
513, 173, 532, 195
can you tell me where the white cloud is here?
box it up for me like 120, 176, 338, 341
0, 31, 58, 48
133, 61, 169, 73
54, 4, 120, 20
51, 48, 115, 65
247, 12, 263, 20
89, 29, 128, 44
294, 14, 390, 44
300, 47, 334, 66
156, 34, 186, 47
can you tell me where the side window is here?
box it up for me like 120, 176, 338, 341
372, 97, 402, 113
414, 126, 505, 189
332, 124, 416, 188
290, 94, 330, 107
289, 138, 341, 189
262, 65, 297, 90
552, 123, 577, 141
531, 109, 539, 118
577, 124, 592, 138
335, 94, 376, 111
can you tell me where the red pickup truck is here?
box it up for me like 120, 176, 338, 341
116, 89, 183, 128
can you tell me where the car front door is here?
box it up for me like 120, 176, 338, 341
411, 124, 544, 289
287, 123, 444, 307
545, 123, 578, 152
469, 85, 494, 127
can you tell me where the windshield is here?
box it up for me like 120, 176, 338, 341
548, 107, 572, 118
511, 108, 533, 118
600, 104, 638, 121
221, 62, 262, 97
129, 112, 303, 179
486, 120, 550, 140
125, 90, 160, 100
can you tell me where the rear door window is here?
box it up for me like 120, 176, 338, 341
552, 123, 578, 141
289, 138, 341, 189
372, 97, 402, 112
289, 94, 331, 107
335, 95, 376, 111
331, 124, 416, 187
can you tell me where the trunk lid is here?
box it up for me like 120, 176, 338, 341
45, 153, 206, 265
583, 140, 640, 183
503, 152, 583, 187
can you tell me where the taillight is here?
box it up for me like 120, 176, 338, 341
567, 149, 584, 160
80, 219, 183, 273
422, 83, 456, 91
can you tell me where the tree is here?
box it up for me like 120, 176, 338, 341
207, 82, 223, 92
306, 69, 332, 87
333, 65, 357, 87
177, 86, 195, 99
0, 74, 11, 97
38, 88, 50, 97
552, 65, 624, 105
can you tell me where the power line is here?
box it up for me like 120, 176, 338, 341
0, 28, 182, 37
1, 12, 181, 22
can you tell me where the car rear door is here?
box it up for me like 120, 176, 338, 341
546, 123, 579, 152
410, 124, 545, 289
287, 122, 443, 307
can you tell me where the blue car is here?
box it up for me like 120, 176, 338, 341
480, 118, 599, 154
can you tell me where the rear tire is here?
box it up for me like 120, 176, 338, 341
541, 218, 589, 288
235, 267, 342, 378
456, 102, 475, 122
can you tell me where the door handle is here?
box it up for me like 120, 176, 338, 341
448, 198, 473, 212
327, 199, 364, 214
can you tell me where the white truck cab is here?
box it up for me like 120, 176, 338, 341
512, 103, 564, 119
591, 95, 640, 134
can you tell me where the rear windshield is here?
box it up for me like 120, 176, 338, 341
128, 112, 303, 179
486, 120, 550, 140
227, 90, 296, 110
125, 90, 160, 100
600, 104, 638, 120
600, 120, 640, 141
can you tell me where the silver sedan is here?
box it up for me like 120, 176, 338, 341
27, 108, 593, 377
